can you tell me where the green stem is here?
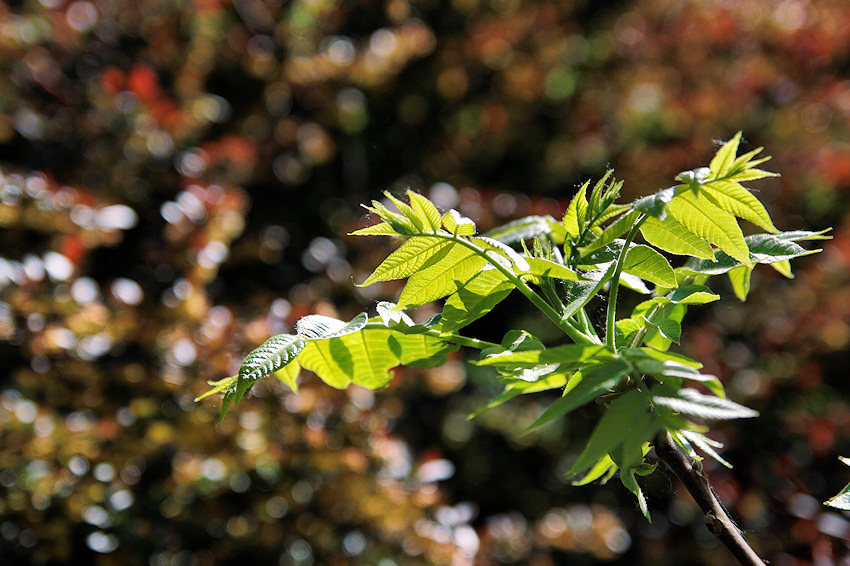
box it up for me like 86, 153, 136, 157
605, 213, 648, 348
442, 234, 597, 345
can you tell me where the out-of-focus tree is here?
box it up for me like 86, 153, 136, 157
1, 0, 849, 564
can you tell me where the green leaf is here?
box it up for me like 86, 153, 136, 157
442, 209, 476, 235
361, 237, 452, 286
651, 387, 758, 420
563, 182, 589, 240
667, 189, 751, 266
746, 233, 821, 263
468, 372, 568, 419
588, 170, 614, 218
273, 360, 300, 392
407, 190, 443, 232
562, 280, 602, 320
484, 215, 556, 244
578, 210, 641, 257
361, 200, 416, 235
625, 350, 723, 398
385, 191, 425, 232
349, 221, 403, 237
623, 244, 678, 288
642, 316, 681, 345
621, 467, 651, 520
572, 454, 617, 486
667, 285, 720, 305
679, 430, 732, 469
441, 268, 514, 332
396, 242, 489, 308
639, 215, 716, 260
709, 132, 742, 178
524, 257, 582, 281
524, 358, 631, 433
221, 333, 306, 421
476, 343, 616, 369
296, 312, 368, 339
702, 180, 779, 233
195, 376, 237, 402
727, 264, 753, 301
632, 303, 687, 352
298, 325, 457, 389
376, 301, 416, 328
569, 389, 648, 475
625, 347, 702, 369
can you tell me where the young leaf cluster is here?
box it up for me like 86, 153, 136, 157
197, 133, 828, 519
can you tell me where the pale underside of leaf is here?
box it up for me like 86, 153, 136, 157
651, 388, 758, 420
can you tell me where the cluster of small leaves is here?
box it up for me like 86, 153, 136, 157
198, 133, 828, 519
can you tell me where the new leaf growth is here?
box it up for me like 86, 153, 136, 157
197, 132, 828, 521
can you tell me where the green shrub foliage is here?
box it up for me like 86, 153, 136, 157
198, 133, 828, 518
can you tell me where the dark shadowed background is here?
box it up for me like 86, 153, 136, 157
1, 0, 849, 564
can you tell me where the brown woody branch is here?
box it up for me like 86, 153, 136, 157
654, 431, 766, 566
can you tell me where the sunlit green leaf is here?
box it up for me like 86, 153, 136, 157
442, 209, 476, 235
578, 210, 640, 257
524, 258, 582, 281
298, 325, 457, 389
441, 268, 514, 332
219, 333, 306, 421
273, 360, 300, 392
572, 454, 618, 486
476, 343, 615, 368
667, 189, 751, 266
702, 179, 778, 233
623, 244, 678, 288
639, 215, 715, 260
709, 132, 742, 178
396, 242, 489, 308
727, 264, 752, 301
349, 221, 402, 236
563, 181, 589, 240
407, 190, 443, 232
361, 237, 452, 286
680, 430, 732, 469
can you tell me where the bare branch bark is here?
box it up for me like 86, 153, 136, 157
655, 431, 766, 566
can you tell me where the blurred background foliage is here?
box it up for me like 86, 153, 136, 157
1, 0, 849, 564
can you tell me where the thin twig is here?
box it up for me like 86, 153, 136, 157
655, 431, 765, 566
